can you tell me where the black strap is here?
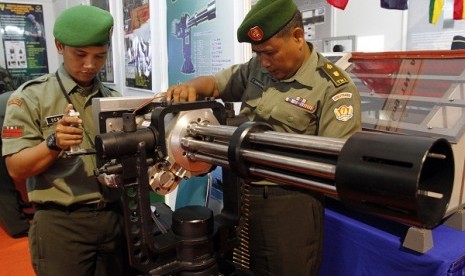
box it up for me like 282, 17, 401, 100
55, 72, 73, 105
54, 71, 95, 149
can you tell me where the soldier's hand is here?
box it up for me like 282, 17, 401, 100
54, 104, 84, 150
166, 83, 198, 103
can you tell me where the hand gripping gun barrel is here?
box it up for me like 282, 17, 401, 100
172, 1, 216, 74
94, 99, 454, 275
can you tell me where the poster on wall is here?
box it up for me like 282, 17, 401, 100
123, 0, 152, 90
90, 0, 114, 83
0, 3, 48, 87
166, 0, 235, 85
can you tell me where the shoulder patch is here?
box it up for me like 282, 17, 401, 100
320, 63, 349, 87
334, 105, 354, 121
332, 92, 352, 101
7, 97, 23, 107
2, 125, 23, 138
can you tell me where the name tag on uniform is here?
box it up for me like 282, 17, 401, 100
251, 77, 265, 90
45, 114, 63, 126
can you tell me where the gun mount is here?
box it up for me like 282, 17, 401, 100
93, 98, 454, 275
172, 1, 216, 74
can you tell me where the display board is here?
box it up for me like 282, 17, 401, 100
166, 0, 236, 86
0, 2, 48, 87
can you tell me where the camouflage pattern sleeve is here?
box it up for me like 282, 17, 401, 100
0, 67, 17, 93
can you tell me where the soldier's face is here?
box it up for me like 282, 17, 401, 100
55, 40, 109, 86
252, 28, 306, 80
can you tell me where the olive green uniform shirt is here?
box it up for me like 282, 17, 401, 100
2, 65, 121, 205
215, 45, 361, 138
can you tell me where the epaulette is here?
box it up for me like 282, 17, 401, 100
6, 76, 49, 107
320, 62, 349, 87
17, 75, 49, 91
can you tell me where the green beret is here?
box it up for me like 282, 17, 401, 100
53, 5, 113, 47
237, 0, 297, 44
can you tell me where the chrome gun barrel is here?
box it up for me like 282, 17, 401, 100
95, 104, 454, 229
171, 117, 453, 229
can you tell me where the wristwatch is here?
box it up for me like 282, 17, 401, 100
46, 133, 61, 151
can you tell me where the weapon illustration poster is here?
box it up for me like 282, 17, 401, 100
166, 0, 235, 85
0, 3, 48, 87
123, 0, 152, 90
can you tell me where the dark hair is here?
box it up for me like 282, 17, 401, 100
275, 10, 303, 38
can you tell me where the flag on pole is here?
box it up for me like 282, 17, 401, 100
454, 0, 465, 19
381, 0, 408, 10
327, 0, 349, 10
429, 0, 444, 24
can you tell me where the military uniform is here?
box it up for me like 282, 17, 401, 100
215, 0, 361, 274
0, 69, 30, 238
216, 45, 361, 138
2, 5, 129, 276
0, 90, 31, 238
3, 66, 121, 204
2, 65, 126, 276
214, 46, 361, 276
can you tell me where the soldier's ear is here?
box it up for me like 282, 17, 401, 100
55, 39, 64, 54
291, 27, 305, 44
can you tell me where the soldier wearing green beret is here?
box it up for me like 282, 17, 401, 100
2, 5, 129, 276
167, 0, 361, 275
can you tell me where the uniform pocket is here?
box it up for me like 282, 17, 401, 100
270, 102, 314, 132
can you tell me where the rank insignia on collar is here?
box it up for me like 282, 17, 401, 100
285, 97, 316, 113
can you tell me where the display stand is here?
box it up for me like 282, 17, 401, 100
402, 227, 433, 253
444, 208, 465, 231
